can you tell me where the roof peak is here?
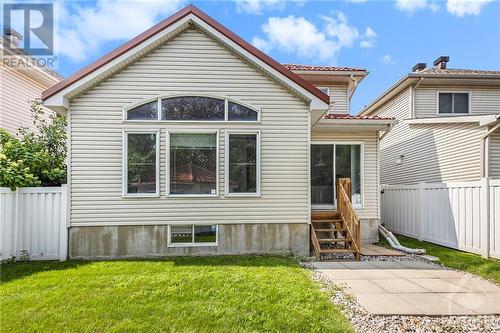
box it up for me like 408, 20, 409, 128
42, 4, 329, 105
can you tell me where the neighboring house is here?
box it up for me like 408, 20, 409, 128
0, 29, 62, 135
359, 57, 500, 184
42, 5, 394, 259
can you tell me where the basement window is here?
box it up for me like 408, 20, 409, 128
438, 92, 470, 114
169, 225, 218, 246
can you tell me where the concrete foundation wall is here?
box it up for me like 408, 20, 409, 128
361, 219, 380, 244
69, 223, 310, 259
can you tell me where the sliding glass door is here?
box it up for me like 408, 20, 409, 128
311, 143, 362, 208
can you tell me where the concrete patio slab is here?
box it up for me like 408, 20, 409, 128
312, 260, 500, 315
360, 244, 405, 256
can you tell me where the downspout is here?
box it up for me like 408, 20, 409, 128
411, 77, 424, 119
347, 74, 359, 114
379, 123, 395, 141
481, 120, 500, 177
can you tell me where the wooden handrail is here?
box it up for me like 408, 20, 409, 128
310, 224, 321, 260
337, 178, 361, 260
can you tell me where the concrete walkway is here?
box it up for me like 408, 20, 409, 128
313, 261, 500, 316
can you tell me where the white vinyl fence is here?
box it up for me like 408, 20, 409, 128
0, 186, 67, 261
381, 178, 500, 259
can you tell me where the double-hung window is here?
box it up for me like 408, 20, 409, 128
123, 131, 160, 196
225, 131, 260, 196
438, 92, 470, 115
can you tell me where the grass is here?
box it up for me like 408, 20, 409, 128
0, 256, 354, 333
379, 234, 500, 283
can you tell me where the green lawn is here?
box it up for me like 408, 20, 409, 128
379, 234, 500, 283
0, 256, 353, 333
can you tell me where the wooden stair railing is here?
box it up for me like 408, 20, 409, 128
337, 178, 361, 260
310, 178, 361, 261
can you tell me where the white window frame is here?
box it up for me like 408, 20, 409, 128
224, 130, 261, 197
436, 91, 471, 116
166, 129, 220, 197
310, 141, 364, 210
122, 129, 160, 197
122, 97, 161, 121
123, 94, 261, 123
167, 224, 218, 247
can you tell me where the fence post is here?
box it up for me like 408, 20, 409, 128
480, 177, 490, 258
418, 182, 425, 241
59, 185, 68, 261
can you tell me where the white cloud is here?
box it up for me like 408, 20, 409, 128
55, 0, 185, 62
252, 12, 376, 63
381, 54, 396, 65
251, 16, 337, 61
360, 27, 377, 48
235, 0, 304, 15
346, 0, 368, 3
394, 0, 440, 13
446, 0, 492, 17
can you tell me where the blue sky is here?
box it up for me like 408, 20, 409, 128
12, 0, 500, 113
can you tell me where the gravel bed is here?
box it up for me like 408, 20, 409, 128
314, 272, 500, 333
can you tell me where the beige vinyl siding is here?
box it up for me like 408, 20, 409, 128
415, 86, 500, 118
0, 65, 51, 134
490, 129, 500, 178
322, 84, 349, 114
69, 27, 310, 227
380, 122, 482, 184
310, 131, 379, 220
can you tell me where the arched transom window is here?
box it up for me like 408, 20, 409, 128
125, 96, 259, 121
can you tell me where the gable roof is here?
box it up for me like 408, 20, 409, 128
359, 67, 500, 116
42, 5, 329, 107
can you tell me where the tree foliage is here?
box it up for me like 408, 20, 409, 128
0, 100, 67, 190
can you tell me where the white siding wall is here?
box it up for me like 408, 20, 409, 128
311, 131, 379, 220
69, 27, 310, 227
415, 86, 500, 118
322, 84, 349, 114
0, 65, 53, 135
376, 86, 484, 184
490, 128, 500, 178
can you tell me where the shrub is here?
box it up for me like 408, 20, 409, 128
0, 100, 67, 190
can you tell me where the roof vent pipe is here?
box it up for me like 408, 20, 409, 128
433, 56, 449, 69
412, 63, 426, 72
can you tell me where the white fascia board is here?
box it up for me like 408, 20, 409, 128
44, 94, 69, 114
319, 118, 398, 126
191, 16, 329, 112
405, 115, 499, 126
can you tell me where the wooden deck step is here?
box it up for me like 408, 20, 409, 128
315, 228, 347, 232
318, 238, 352, 243
319, 248, 356, 254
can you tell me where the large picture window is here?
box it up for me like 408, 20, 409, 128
169, 132, 218, 196
124, 131, 159, 196
226, 132, 259, 195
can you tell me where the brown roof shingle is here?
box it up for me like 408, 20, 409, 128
418, 68, 500, 76
283, 64, 366, 72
